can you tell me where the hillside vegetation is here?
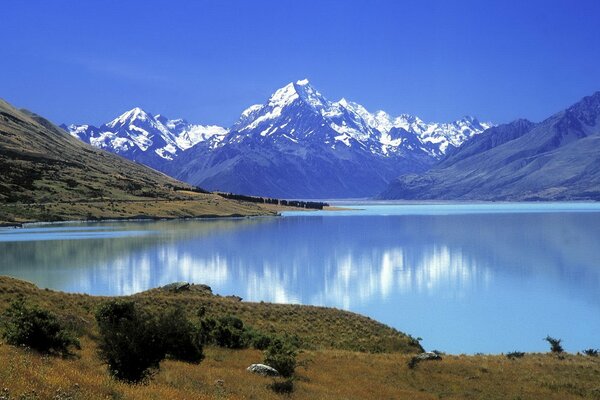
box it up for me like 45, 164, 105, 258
1, 276, 600, 399
0, 98, 279, 225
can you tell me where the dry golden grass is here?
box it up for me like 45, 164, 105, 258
2, 339, 600, 399
1, 277, 600, 399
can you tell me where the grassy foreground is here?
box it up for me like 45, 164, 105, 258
1, 276, 600, 399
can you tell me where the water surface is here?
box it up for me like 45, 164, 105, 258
1, 202, 599, 354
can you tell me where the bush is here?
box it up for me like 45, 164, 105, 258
95, 300, 204, 382
264, 337, 298, 378
583, 348, 598, 357
544, 336, 564, 353
204, 315, 248, 349
248, 330, 273, 350
268, 378, 294, 394
1, 299, 80, 356
95, 300, 165, 382
157, 306, 203, 363
506, 351, 525, 359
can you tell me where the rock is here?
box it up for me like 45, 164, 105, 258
408, 352, 443, 369
247, 363, 280, 377
162, 282, 190, 292
415, 351, 442, 361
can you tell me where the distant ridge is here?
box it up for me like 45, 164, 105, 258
380, 91, 600, 201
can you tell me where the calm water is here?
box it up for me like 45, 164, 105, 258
1, 202, 600, 354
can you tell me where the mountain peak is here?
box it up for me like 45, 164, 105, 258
267, 79, 327, 111
106, 107, 152, 129
566, 90, 600, 125
268, 82, 300, 109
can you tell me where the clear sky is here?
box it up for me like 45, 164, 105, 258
1, 0, 599, 127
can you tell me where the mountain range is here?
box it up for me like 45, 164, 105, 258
62, 80, 600, 201
64, 80, 491, 198
380, 91, 600, 200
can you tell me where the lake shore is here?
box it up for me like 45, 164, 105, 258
0, 193, 350, 228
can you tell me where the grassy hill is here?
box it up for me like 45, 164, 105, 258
0, 98, 279, 224
1, 276, 599, 399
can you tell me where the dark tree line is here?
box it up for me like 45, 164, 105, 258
217, 192, 328, 210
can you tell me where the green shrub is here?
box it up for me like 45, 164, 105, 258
157, 306, 203, 363
208, 315, 248, 349
1, 299, 80, 356
95, 300, 204, 382
544, 336, 564, 353
264, 337, 298, 378
506, 351, 525, 359
95, 300, 165, 382
583, 348, 598, 357
248, 330, 273, 350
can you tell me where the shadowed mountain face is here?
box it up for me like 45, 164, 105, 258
380, 92, 600, 201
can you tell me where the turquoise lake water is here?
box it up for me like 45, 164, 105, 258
1, 202, 599, 354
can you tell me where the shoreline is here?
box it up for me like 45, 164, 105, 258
0, 213, 281, 229
0, 201, 353, 229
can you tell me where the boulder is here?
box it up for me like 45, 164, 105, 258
415, 351, 442, 361
162, 282, 190, 292
247, 363, 280, 377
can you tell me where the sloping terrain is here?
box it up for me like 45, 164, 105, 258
380, 92, 600, 200
0, 98, 275, 224
1, 276, 599, 399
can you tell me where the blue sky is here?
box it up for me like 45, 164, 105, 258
1, 0, 599, 126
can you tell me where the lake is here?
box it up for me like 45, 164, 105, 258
1, 202, 600, 354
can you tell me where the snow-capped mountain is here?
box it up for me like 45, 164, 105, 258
63, 79, 492, 198
168, 79, 492, 198
337, 99, 492, 157
62, 108, 227, 169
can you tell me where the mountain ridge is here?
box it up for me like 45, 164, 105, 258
380, 91, 600, 201
64, 79, 492, 198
